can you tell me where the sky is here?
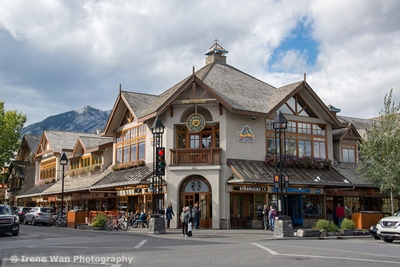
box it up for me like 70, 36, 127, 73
0, 0, 399, 126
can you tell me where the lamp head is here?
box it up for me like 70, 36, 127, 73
272, 111, 288, 130
60, 152, 68, 165
150, 116, 165, 134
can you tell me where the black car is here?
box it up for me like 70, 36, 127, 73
369, 224, 380, 240
15, 207, 31, 222
0, 204, 20, 236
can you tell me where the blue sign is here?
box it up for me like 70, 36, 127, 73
273, 188, 311, 193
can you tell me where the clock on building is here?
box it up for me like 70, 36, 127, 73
186, 113, 206, 132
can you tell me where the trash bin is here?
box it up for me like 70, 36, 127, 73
352, 211, 383, 229
67, 210, 87, 228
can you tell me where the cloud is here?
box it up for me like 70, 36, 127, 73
0, 0, 399, 124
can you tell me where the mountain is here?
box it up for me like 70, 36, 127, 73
20, 106, 111, 137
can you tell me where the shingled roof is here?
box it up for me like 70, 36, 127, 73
77, 136, 113, 150
43, 130, 101, 152
17, 182, 55, 198
125, 62, 305, 121
42, 169, 112, 195
24, 134, 41, 152
90, 164, 154, 189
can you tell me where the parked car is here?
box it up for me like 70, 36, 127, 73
369, 224, 380, 239
0, 204, 20, 236
376, 211, 400, 243
15, 207, 31, 222
24, 207, 56, 226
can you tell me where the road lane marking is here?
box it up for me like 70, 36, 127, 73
252, 243, 278, 254
134, 240, 147, 249
252, 243, 400, 265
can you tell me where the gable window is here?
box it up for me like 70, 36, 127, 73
279, 93, 317, 118
40, 158, 56, 180
267, 120, 327, 158
342, 144, 356, 163
115, 124, 146, 164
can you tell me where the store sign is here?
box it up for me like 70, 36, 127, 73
233, 186, 263, 192
365, 190, 374, 195
236, 125, 255, 143
273, 188, 311, 193
326, 190, 360, 196
184, 180, 209, 193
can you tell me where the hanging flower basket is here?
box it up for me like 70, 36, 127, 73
265, 154, 332, 169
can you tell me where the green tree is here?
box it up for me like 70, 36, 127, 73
0, 100, 27, 178
357, 89, 400, 215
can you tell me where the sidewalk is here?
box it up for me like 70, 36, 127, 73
125, 227, 371, 241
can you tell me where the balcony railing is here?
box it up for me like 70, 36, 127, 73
170, 148, 222, 165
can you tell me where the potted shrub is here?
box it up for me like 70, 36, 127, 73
313, 219, 338, 236
91, 214, 107, 230
339, 218, 355, 236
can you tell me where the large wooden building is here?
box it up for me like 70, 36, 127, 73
12, 41, 399, 229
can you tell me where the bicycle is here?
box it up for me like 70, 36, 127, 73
51, 214, 67, 227
105, 215, 130, 231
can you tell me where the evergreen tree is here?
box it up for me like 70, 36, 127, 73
357, 89, 400, 215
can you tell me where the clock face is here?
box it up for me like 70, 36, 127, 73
186, 113, 206, 132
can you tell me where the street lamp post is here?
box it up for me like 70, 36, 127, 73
272, 111, 288, 215
272, 111, 294, 237
150, 116, 165, 215
59, 152, 69, 225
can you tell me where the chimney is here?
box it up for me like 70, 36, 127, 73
327, 105, 341, 117
205, 39, 228, 65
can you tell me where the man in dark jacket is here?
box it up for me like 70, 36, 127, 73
262, 205, 269, 230
192, 203, 200, 229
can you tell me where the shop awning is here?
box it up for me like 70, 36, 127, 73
90, 163, 155, 189
17, 183, 55, 199
227, 159, 352, 187
42, 169, 112, 195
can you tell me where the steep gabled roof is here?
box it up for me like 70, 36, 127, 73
35, 130, 100, 157
77, 136, 112, 150
117, 62, 346, 130
332, 123, 362, 141
24, 134, 41, 151
337, 116, 376, 139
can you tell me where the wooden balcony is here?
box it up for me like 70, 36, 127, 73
170, 148, 222, 165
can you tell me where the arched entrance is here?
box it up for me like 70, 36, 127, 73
180, 175, 212, 228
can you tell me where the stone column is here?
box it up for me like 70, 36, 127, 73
273, 215, 294, 237
148, 215, 166, 234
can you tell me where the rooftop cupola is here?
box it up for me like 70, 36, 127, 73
205, 39, 228, 65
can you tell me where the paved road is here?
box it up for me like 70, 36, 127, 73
0, 225, 398, 267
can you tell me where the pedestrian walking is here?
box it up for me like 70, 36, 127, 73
192, 203, 200, 229
165, 203, 174, 230
187, 221, 193, 237
268, 205, 276, 231
335, 203, 346, 227
262, 205, 269, 230
185, 206, 192, 237
180, 207, 187, 237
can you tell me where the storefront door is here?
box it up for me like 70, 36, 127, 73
181, 175, 212, 228
184, 193, 211, 228
289, 195, 303, 226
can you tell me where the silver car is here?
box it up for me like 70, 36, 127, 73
376, 211, 400, 243
24, 207, 56, 226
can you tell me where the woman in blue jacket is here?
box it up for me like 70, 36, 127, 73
165, 203, 174, 230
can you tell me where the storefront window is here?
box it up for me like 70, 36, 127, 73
344, 197, 359, 218
303, 195, 322, 218
382, 198, 399, 214
254, 194, 264, 218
